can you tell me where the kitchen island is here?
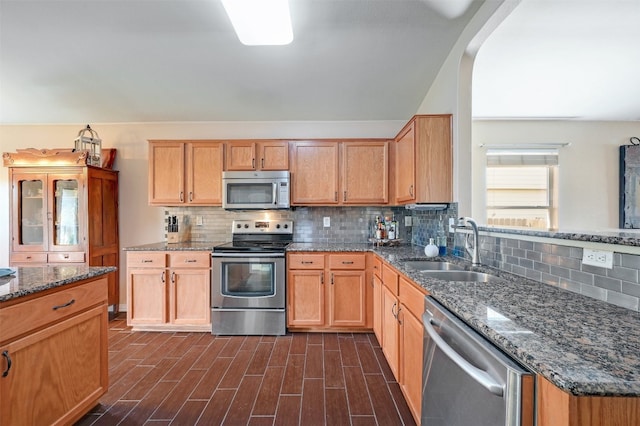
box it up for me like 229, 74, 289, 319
0, 265, 114, 425
289, 242, 640, 424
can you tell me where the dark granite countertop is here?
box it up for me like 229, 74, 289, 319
479, 226, 640, 247
0, 265, 116, 303
289, 242, 640, 397
123, 242, 224, 251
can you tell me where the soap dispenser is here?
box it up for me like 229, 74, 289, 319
424, 238, 439, 258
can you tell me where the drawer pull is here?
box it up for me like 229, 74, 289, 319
141, 259, 153, 263
63, 254, 69, 259
185, 259, 197, 263
26, 256, 31, 260
52, 299, 76, 310
341, 261, 354, 265
171, 272, 176, 283
2, 351, 11, 377
301, 261, 314, 264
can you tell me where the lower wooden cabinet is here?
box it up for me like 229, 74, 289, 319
0, 276, 109, 426
126, 251, 211, 331
287, 252, 368, 331
375, 255, 427, 425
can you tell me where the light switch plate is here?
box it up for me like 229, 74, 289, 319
582, 248, 613, 269
323, 217, 330, 227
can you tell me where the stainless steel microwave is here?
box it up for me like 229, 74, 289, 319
222, 171, 290, 210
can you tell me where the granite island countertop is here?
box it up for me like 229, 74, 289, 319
123, 241, 224, 251
0, 265, 117, 303
289, 242, 640, 397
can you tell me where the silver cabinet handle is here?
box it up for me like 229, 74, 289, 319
342, 261, 354, 265
2, 351, 11, 377
424, 318, 505, 397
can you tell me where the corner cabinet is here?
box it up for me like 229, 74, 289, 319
4, 150, 119, 313
126, 251, 211, 332
394, 114, 452, 204
0, 276, 109, 426
287, 252, 370, 331
148, 140, 224, 206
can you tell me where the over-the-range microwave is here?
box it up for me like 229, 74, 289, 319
222, 171, 290, 210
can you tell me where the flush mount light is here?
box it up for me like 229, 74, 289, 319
221, 0, 293, 46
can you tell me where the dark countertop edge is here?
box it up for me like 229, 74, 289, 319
0, 266, 116, 303
123, 242, 224, 251
478, 226, 640, 247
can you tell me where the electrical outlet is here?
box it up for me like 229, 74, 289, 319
323, 217, 330, 227
448, 217, 455, 233
582, 248, 613, 269
405, 216, 412, 227
195, 215, 203, 226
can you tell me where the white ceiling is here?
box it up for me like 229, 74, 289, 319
0, 0, 480, 124
473, 0, 640, 121
0, 0, 638, 125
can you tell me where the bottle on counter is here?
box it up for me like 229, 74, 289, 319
425, 238, 439, 258
388, 216, 396, 240
436, 215, 447, 256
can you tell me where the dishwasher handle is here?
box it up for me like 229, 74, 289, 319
425, 318, 505, 397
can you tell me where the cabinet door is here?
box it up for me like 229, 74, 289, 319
49, 172, 85, 252
287, 270, 325, 327
259, 141, 289, 170
169, 268, 211, 325
127, 268, 167, 325
328, 270, 366, 327
148, 141, 186, 205
187, 142, 223, 204
400, 306, 423, 423
373, 274, 383, 344
0, 306, 108, 426
382, 285, 400, 381
291, 141, 339, 204
226, 141, 256, 170
11, 172, 48, 253
414, 115, 453, 203
342, 141, 389, 204
395, 122, 416, 203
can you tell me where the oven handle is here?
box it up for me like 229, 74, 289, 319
211, 252, 285, 258
424, 317, 505, 397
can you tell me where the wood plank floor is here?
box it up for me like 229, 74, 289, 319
76, 315, 416, 426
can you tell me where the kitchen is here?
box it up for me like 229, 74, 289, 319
2, 0, 640, 425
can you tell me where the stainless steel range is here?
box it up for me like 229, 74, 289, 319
211, 219, 292, 335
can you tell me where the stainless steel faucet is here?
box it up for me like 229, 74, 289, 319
461, 217, 481, 266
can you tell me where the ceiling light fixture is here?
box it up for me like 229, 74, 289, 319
221, 0, 293, 46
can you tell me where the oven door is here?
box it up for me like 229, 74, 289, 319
211, 254, 285, 309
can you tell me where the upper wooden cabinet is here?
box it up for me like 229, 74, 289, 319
225, 140, 289, 171
291, 140, 389, 206
148, 140, 223, 206
394, 114, 452, 204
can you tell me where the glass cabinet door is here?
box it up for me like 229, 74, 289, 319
13, 174, 48, 252
49, 174, 84, 251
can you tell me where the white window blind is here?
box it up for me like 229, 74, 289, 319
486, 148, 558, 230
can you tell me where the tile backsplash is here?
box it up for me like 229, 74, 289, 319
164, 202, 640, 311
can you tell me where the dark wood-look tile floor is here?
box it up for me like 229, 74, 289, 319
76, 315, 416, 426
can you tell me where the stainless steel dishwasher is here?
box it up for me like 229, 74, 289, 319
422, 296, 535, 426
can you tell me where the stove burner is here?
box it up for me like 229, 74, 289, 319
212, 219, 293, 254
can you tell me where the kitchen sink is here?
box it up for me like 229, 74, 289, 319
403, 260, 464, 271
419, 270, 501, 283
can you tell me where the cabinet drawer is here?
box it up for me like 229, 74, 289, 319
288, 253, 325, 269
0, 277, 108, 343
127, 252, 167, 268
399, 276, 427, 319
372, 255, 382, 278
48, 252, 85, 263
10, 253, 47, 264
382, 263, 399, 296
328, 253, 366, 270
168, 251, 210, 268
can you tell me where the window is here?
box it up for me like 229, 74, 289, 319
486, 148, 558, 230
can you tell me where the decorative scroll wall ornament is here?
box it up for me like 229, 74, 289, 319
2, 148, 89, 167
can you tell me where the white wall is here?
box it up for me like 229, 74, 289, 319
0, 120, 404, 306
472, 120, 640, 230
